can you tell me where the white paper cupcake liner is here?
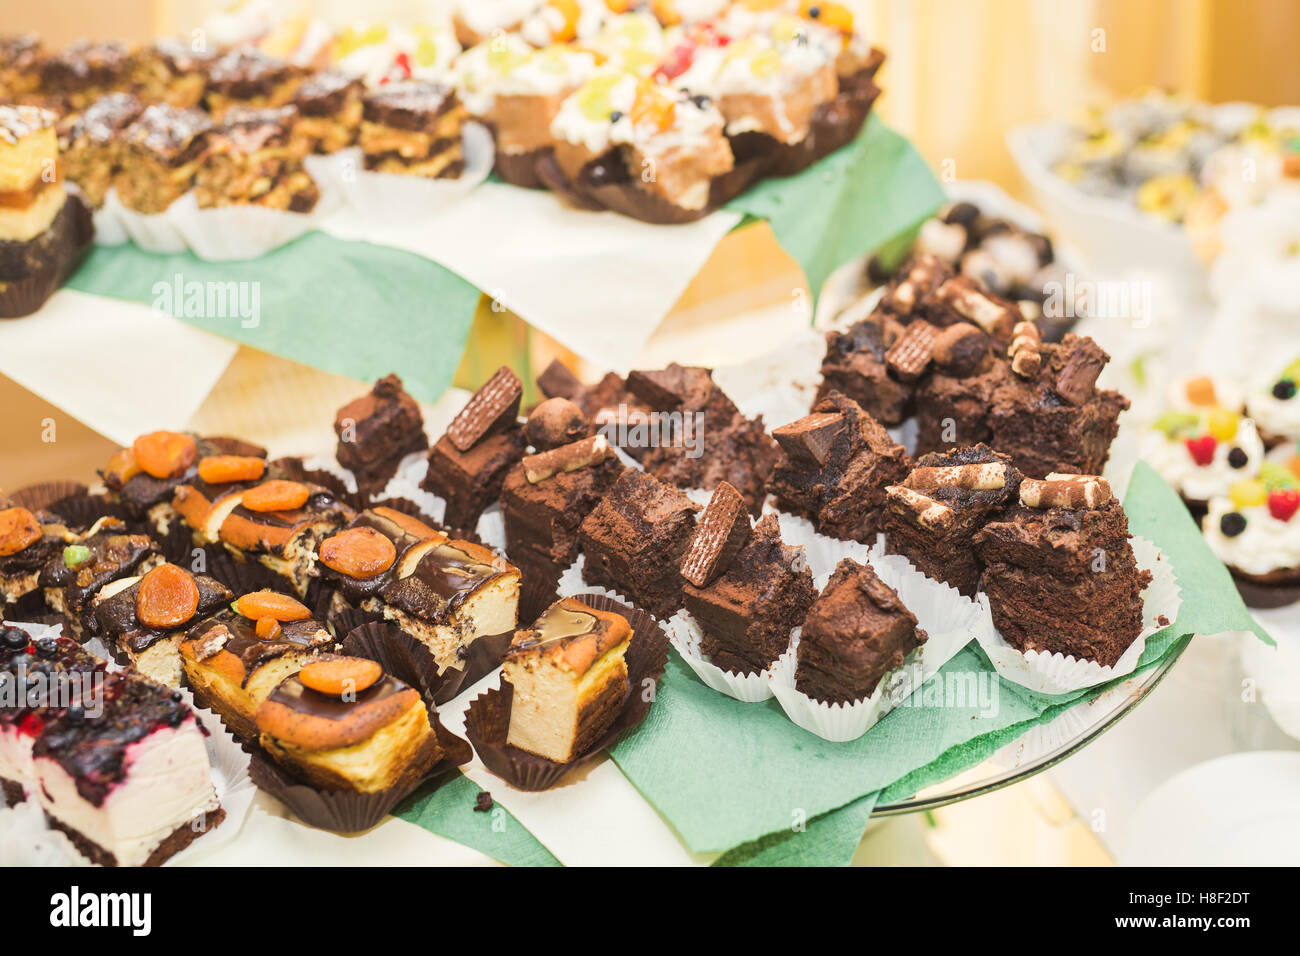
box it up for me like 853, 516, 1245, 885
763, 508, 872, 589
663, 609, 784, 703
476, 503, 507, 552
378, 449, 447, 525
336, 121, 494, 222
556, 554, 625, 606
169, 191, 331, 262
88, 189, 128, 246
112, 190, 189, 254
973, 536, 1182, 695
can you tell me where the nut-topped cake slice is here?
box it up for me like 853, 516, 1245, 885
131, 37, 219, 108
194, 105, 320, 212
113, 103, 214, 214
292, 68, 364, 154
502, 596, 631, 763
204, 46, 303, 118
360, 79, 467, 178
56, 92, 144, 208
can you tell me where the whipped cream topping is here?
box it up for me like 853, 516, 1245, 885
1247, 369, 1300, 441
1203, 496, 1300, 577
551, 71, 639, 153
457, 39, 597, 116
456, 0, 541, 37
1162, 375, 1245, 414
1141, 417, 1264, 502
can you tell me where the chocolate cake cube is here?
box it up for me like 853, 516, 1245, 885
334, 373, 429, 495
912, 351, 1013, 457
683, 513, 816, 675
794, 558, 927, 705
883, 444, 1021, 596
817, 317, 916, 426
577, 470, 699, 618
766, 391, 912, 543
974, 475, 1151, 666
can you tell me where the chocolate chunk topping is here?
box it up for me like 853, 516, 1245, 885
680, 481, 752, 588
930, 322, 989, 376
626, 368, 684, 410
525, 397, 588, 450
446, 366, 522, 452
1052, 336, 1108, 405
536, 358, 584, 400
772, 412, 845, 468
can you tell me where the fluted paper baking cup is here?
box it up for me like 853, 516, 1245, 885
378, 450, 448, 525
90, 189, 128, 246
556, 554, 624, 606
112, 191, 188, 254
170, 190, 332, 262
663, 609, 784, 703
974, 536, 1182, 695
336, 122, 494, 222
764, 508, 873, 589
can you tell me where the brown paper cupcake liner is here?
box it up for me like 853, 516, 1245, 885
247, 707, 471, 833
8, 480, 89, 514
1228, 565, 1300, 609
157, 519, 202, 566
201, 545, 297, 599
513, 552, 564, 626
463, 593, 668, 792
341, 618, 512, 706
0, 195, 94, 320
493, 144, 550, 190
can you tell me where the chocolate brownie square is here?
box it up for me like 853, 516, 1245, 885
974, 474, 1151, 666
577, 469, 699, 618
766, 391, 911, 543
682, 512, 815, 675
913, 348, 1014, 456
883, 443, 1021, 596
334, 373, 428, 495
816, 317, 916, 426
794, 558, 927, 705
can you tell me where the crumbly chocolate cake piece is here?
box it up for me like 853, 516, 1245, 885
974, 474, 1151, 666
816, 317, 916, 426
683, 512, 815, 675
0, 506, 74, 609
913, 346, 1014, 456
334, 373, 428, 494
987, 334, 1130, 478
577, 469, 699, 618
641, 411, 780, 515
57, 92, 144, 207
794, 558, 927, 705
883, 444, 1021, 596
113, 103, 214, 213
194, 105, 319, 212
766, 391, 911, 543
360, 80, 466, 178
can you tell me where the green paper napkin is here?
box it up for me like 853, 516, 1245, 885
713, 792, 880, 867
66, 234, 481, 404
726, 115, 946, 298
395, 772, 561, 867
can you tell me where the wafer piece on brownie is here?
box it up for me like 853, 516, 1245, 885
883, 444, 1021, 596
681, 486, 815, 675
38, 517, 162, 638
204, 46, 302, 118
56, 92, 143, 208
359, 80, 467, 178
372, 538, 520, 674
132, 37, 219, 107
334, 373, 428, 495
179, 589, 334, 739
767, 391, 911, 543
502, 597, 630, 763
974, 473, 1151, 666
0, 630, 106, 804
216, 478, 355, 594
578, 469, 699, 618
794, 558, 928, 705
87, 563, 232, 687
422, 366, 527, 529
315, 507, 447, 617
0, 505, 74, 610
31, 666, 223, 867
39, 40, 132, 110
194, 105, 319, 212
113, 103, 213, 213
293, 68, 364, 154
256, 655, 441, 792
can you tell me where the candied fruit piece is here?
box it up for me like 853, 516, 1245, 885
298, 657, 383, 695
136, 564, 201, 630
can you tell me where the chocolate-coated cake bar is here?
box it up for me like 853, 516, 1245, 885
334, 373, 428, 495
38, 517, 162, 638
194, 105, 319, 212
360, 80, 467, 178
293, 69, 364, 154
113, 103, 213, 213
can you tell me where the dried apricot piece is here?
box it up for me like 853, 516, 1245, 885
133, 431, 198, 479
241, 480, 310, 513
0, 507, 41, 557
320, 527, 397, 578
255, 616, 282, 640
233, 589, 311, 622
198, 455, 265, 485
136, 564, 201, 630
104, 448, 142, 486
298, 657, 382, 696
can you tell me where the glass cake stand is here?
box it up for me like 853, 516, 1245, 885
871, 635, 1193, 816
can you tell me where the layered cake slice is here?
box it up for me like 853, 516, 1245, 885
130, 37, 219, 108
194, 105, 320, 212
360, 80, 467, 178
681, 484, 816, 675
0, 630, 106, 804
38, 517, 162, 638
256, 655, 442, 792
57, 92, 143, 207
87, 563, 233, 687
292, 68, 364, 154
113, 104, 214, 214
974, 473, 1151, 666
216, 478, 355, 594
422, 366, 528, 529
502, 430, 624, 587
0, 505, 73, 611
794, 558, 928, 705
883, 444, 1022, 596
179, 589, 334, 739
39, 39, 132, 110
0, 105, 81, 296
578, 469, 700, 618
0, 35, 43, 98
767, 390, 911, 543
32, 668, 223, 867
502, 596, 631, 763
374, 537, 520, 673
204, 46, 303, 118
316, 507, 447, 615
334, 373, 429, 496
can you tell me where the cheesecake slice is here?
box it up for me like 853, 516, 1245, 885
38, 516, 162, 639
502, 597, 630, 763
